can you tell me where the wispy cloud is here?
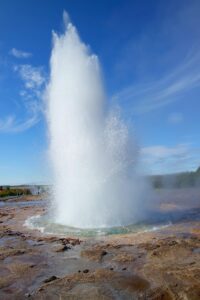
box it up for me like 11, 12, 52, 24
0, 64, 46, 133
113, 51, 200, 114
141, 144, 200, 174
141, 144, 188, 159
0, 114, 39, 133
0, 116, 15, 132
14, 64, 45, 89
10, 48, 32, 59
168, 112, 183, 124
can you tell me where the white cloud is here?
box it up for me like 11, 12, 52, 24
10, 48, 32, 59
0, 113, 39, 133
141, 144, 188, 159
168, 112, 183, 124
141, 144, 200, 174
0, 64, 46, 133
112, 51, 200, 114
14, 64, 45, 89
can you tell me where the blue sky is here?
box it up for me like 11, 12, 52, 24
0, 0, 200, 184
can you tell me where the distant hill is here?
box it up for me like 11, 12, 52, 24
150, 166, 200, 189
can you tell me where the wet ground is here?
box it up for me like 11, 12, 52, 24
0, 188, 200, 299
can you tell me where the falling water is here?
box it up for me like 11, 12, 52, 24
46, 13, 146, 228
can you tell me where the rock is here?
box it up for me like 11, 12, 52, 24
81, 248, 108, 261
101, 250, 107, 256
55, 245, 71, 252
83, 269, 89, 273
112, 253, 135, 262
168, 240, 178, 246
0, 248, 26, 260
25, 293, 31, 297
43, 275, 58, 283
140, 243, 161, 251
59, 237, 81, 246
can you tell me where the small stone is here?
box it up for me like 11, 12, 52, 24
83, 269, 89, 273
43, 275, 58, 283
101, 250, 107, 256
122, 267, 126, 271
174, 283, 178, 287
56, 245, 71, 252
168, 240, 178, 246
25, 293, 31, 297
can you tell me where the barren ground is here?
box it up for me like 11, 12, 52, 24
0, 188, 200, 299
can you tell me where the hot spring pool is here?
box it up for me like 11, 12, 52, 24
24, 213, 171, 237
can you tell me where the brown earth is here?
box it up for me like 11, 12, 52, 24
0, 191, 200, 299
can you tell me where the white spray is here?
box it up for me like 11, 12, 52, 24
47, 12, 147, 228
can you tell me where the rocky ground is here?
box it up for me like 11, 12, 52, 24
0, 190, 200, 299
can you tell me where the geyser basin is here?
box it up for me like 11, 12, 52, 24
26, 213, 170, 237
46, 12, 149, 228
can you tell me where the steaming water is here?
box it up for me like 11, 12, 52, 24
46, 13, 147, 229
25, 213, 171, 237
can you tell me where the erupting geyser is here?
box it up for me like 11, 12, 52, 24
47, 12, 146, 228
